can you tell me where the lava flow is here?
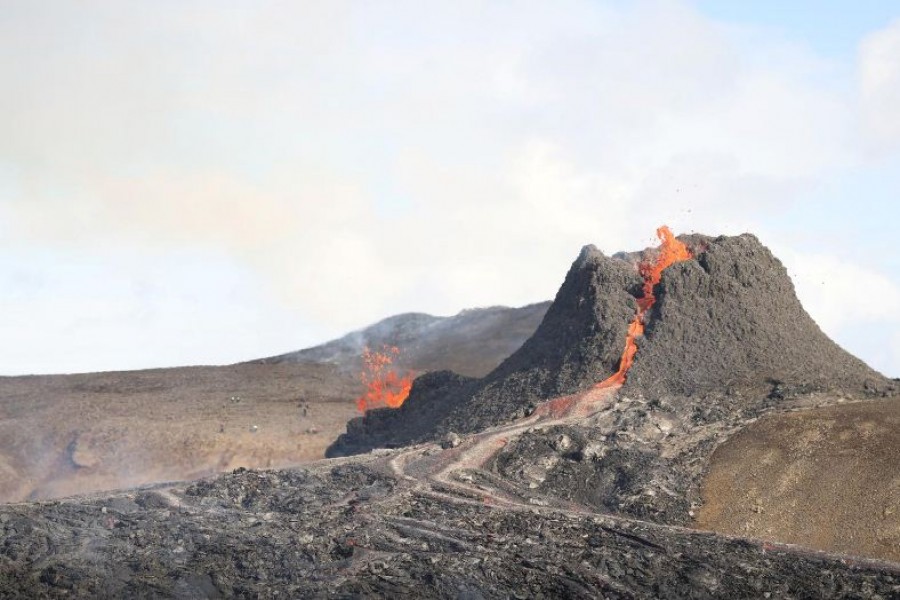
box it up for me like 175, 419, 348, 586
597, 226, 692, 388
356, 345, 414, 412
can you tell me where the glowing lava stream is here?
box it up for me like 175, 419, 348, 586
383, 226, 694, 512
597, 226, 692, 388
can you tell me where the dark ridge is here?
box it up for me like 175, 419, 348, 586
328, 233, 891, 458
327, 370, 478, 457
248, 302, 551, 378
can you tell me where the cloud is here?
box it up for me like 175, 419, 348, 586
1, 1, 898, 373
10, 165, 413, 327
781, 250, 900, 332
775, 247, 900, 377
859, 18, 900, 152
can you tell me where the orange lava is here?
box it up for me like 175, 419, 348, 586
356, 345, 414, 412
597, 226, 692, 388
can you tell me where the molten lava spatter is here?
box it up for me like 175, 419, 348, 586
356, 345, 414, 412
597, 226, 692, 388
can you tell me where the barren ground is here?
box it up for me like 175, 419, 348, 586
0, 304, 549, 504
696, 397, 900, 563
0, 364, 358, 503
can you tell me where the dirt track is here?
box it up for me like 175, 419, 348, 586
377, 378, 900, 565
388, 384, 621, 512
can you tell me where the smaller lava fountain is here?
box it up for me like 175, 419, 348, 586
597, 226, 692, 388
356, 345, 414, 412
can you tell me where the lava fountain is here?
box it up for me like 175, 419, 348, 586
355, 345, 414, 412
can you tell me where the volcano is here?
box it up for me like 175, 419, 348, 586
328, 231, 890, 459
2, 229, 898, 598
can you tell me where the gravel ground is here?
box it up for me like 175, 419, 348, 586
2, 456, 899, 599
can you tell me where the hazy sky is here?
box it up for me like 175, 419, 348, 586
2, 1, 900, 376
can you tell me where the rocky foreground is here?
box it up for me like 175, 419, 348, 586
1, 382, 898, 598
1, 448, 898, 598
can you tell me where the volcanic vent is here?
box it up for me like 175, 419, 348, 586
328, 230, 890, 458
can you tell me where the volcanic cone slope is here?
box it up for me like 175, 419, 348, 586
624, 233, 888, 397
327, 233, 890, 458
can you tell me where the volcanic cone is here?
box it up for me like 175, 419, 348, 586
327, 232, 890, 458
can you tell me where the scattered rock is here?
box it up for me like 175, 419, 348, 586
441, 432, 462, 449
578, 442, 606, 461
551, 434, 571, 452
0, 464, 896, 598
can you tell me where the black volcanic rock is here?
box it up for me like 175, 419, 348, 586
2, 463, 899, 599
328, 233, 891, 458
328, 370, 478, 457
451, 246, 639, 419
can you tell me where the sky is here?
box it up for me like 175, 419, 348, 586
2, 0, 900, 376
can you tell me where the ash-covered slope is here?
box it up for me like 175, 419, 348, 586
624, 234, 885, 398
328, 233, 890, 458
250, 302, 550, 378
449, 245, 641, 429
